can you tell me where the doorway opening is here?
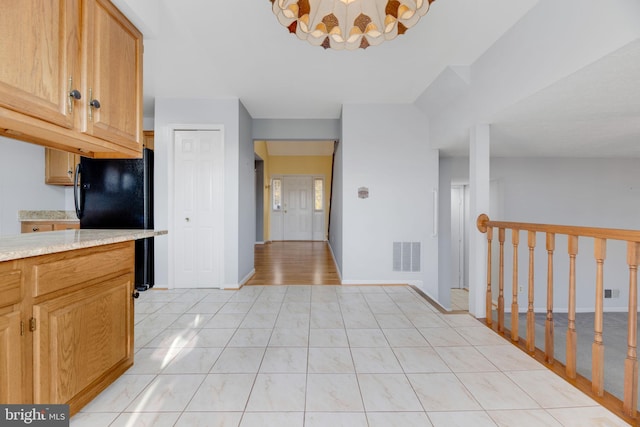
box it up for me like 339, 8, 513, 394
253, 140, 334, 243
451, 184, 469, 311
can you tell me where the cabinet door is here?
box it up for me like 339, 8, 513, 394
0, 0, 80, 129
45, 148, 79, 185
32, 274, 133, 406
0, 311, 23, 404
82, 0, 142, 149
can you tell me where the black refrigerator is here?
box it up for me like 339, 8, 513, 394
74, 148, 154, 291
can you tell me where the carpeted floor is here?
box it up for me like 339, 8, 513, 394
508, 311, 636, 407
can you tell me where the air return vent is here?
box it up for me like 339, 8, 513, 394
393, 242, 421, 272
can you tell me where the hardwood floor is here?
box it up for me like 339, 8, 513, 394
246, 241, 340, 285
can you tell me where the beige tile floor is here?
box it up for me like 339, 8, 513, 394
450, 288, 469, 311
70, 285, 629, 427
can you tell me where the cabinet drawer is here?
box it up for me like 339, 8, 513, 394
32, 243, 134, 297
21, 223, 54, 233
0, 269, 22, 308
52, 223, 80, 231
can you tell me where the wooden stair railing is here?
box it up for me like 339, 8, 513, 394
477, 214, 640, 420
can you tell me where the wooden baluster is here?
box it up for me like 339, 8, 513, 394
545, 232, 555, 364
498, 228, 505, 333
527, 231, 536, 353
486, 227, 493, 326
623, 241, 639, 417
511, 229, 520, 342
566, 235, 578, 379
592, 238, 606, 397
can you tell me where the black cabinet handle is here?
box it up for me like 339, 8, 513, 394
132, 291, 140, 299
89, 99, 101, 109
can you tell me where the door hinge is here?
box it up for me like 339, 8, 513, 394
20, 321, 25, 336
29, 317, 36, 332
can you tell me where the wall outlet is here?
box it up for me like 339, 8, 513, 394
519, 285, 523, 293
612, 289, 620, 298
604, 289, 612, 298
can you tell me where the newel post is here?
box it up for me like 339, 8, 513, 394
477, 214, 492, 324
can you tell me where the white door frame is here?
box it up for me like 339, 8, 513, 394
167, 124, 225, 288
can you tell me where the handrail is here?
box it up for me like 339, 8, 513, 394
476, 214, 639, 421
477, 213, 640, 242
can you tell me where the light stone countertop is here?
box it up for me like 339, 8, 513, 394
18, 210, 79, 221
0, 229, 167, 262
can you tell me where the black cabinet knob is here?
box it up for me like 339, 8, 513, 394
69, 89, 82, 100
89, 99, 101, 109
132, 291, 140, 299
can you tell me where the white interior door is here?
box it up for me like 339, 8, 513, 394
173, 130, 224, 288
283, 176, 313, 240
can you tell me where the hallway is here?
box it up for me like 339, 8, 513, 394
247, 241, 340, 285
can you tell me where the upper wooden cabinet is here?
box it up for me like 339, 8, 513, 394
0, 1, 79, 129
82, 0, 143, 149
0, 0, 143, 159
45, 148, 80, 185
143, 130, 154, 150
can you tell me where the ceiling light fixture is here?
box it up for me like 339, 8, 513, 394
270, 0, 435, 50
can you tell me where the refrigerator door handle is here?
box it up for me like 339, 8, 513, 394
74, 163, 83, 219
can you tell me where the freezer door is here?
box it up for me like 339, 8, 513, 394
78, 153, 149, 229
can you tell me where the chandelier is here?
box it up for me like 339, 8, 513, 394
270, 0, 435, 50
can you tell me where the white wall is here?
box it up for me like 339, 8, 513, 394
154, 97, 243, 288
0, 137, 67, 237
340, 104, 439, 295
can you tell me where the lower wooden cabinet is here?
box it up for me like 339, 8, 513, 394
33, 274, 132, 408
0, 310, 23, 404
0, 261, 24, 404
0, 242, 134, 415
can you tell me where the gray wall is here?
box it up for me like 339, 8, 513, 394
253, 119, 340, 141
238, 102, 255, 283
340, 104, 439, 295
329, 138, 343, 276
441, 156, 640, 312
0, 137, 67, 237
154, 97, 244, 288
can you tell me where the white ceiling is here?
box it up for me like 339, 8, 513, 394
488, 39, 640, 158
114, 0, 640, 158
116, 0, 538, 119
